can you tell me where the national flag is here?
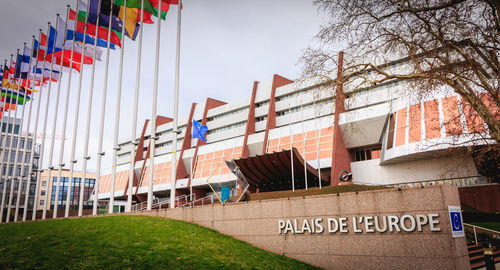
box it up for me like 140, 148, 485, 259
34, 29, 83, 71
192, 120, 208, 141
114, 0, 168, 20
53, 17, 101, 64
137, 8, 154, 24
72, 3, 123, 47
65, 5, 117, 50
118, 6, 141, 40
88, 0, 127, 38
1, 89, 31, 105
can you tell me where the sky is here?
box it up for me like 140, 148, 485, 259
0, 0, 327, 173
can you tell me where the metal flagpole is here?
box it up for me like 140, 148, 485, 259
0, 59, 8, 221
109, 0, 127, 214
70, 0, 90, 217
91, 0, 115, 217
6, 77, 27, 223
1, 53, 22, 222
314, 100, 321, 189
42, 16, 62, 220
169, 0, 182, 209
23, 33, 44, 221
148, 0, 162, 211
288, 103, 294, 192
14, 38, 36, 222
53, 6, 74, 219
301, 104, 307, 190
127, 0, 145, 213
32, 25, 53, 221
0, 56, 14, 223
80, 0, 102, 217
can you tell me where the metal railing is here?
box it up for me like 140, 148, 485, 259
464, 223, 500, 245
178, 194, 215, 208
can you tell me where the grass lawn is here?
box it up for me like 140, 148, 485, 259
469, 222, 500, 232
0, 216, 318, 270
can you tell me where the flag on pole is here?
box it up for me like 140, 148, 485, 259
114, 0, 169, 20
118, 6, 141, 40
35, 33, 82, 71
65, 7, 117, 50
72, 6, 123, 47
192, 120, 208, 141
55, 17, 103, 62
88, 0, 129, 38
1, 89, 31, 105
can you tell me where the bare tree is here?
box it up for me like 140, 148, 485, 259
301, 0, 500, 143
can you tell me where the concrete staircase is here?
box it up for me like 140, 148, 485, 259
468, 242, 500, 269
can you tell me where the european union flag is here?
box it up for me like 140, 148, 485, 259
192, 120, 208, 141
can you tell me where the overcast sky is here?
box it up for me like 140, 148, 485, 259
0, 0, 327, 173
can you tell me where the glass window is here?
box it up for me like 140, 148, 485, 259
40, 200, 44, 205
41, 190, 46, 196
27, 139, 33, 149
42, 181, 47, 186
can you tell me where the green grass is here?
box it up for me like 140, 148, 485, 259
469, 222, 500, 232
0, 216, 318, 270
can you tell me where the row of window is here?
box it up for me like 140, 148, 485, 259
206, 121, 246, 135
0, 150, 34, 163
0, 123, 21, 134
207, 106, 248, 122
1, 166, 32, 177
0, 136, 34, 149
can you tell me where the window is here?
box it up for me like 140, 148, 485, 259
42, 181, 47, 186
354, 147, 382, 162
40, 200, 44, 205
41, 190, 46, 196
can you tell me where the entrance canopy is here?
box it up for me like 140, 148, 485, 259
231, 148, 330, 192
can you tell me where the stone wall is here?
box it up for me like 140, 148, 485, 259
126, 185, 469, 269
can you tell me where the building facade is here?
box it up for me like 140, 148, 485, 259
95, 57, 498, 205
0, 116, 39, 215
35, 169, 96, 211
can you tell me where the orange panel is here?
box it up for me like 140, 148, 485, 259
292, 142, 302, 148
280, 136, 291, 144
234, 146, 243, 154
305, 145, 317, 152
321, 128, 333, 135
319, 135, 333, 143
307, 130, 318, 138
197, 154, 205, 161
267, 146, 277, 152
319, 150, 331, 159
305, 138, 317, 146
268, 139, 279, 146
305, 152, 317, 161
319, 142, 331, 151
395, 108, 407, 146
424, 100, 441, 139
409, 104, 421, 143
223, 149, 232, 156
214, 151, 223, 157
461, 97, 485, 133
371, 149, 381, 159
293, 133, 304, 141
279, 144, 290, 150
442, 96, 462, 136
202, 170, 210, 177
205, 152, 214, 160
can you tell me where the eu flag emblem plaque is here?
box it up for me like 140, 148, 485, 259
448, 206, 465, 238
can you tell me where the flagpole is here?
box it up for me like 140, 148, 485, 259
1, 52, 21, 222
14, 38, 36, 222
109, 0, 127, 214
23, 33, 44, 221
148, 0, 163, 211
53, 5, 74, 219
70, 0, 91, 217
126, 0, 145, 213
301, 104, 307, 190
169, 0, 182, 209
91, 0, 115, 217
80, 0, 102, 217
31, 25, 53, 221
0, 58, 9, 219
42, 16, 62, 220
0, 58, 11, 185
314, 100, 321, 189
6, 79, 27, 223
288, 103, 294, 192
